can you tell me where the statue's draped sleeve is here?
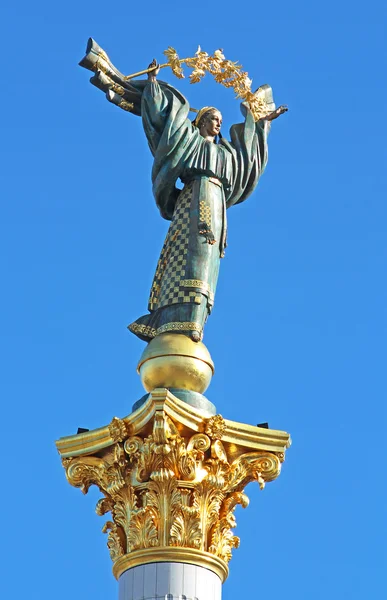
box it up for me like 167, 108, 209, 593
141, 81, 201, 221
221, 104, 269, 209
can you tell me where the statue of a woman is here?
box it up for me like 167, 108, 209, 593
127, 61, 286, 342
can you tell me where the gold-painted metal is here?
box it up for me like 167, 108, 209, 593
193, 106, 217, 128
56, 388, 291, 458
129, 323, 157, 339
119, 100, 135, 113
57, 390, 290, 580
124, 46, 271, 121
108, 417, 129, 443
180, 279, 211, 292
112, 547, 229, 582
110, 82, 126, 96
137, 333, 214, 369
199, 200, 212, 229
122, 62, 173, 81
205, 415, 226, 440
137, 333, 214, 393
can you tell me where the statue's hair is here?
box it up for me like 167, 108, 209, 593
193, 106, 220, 129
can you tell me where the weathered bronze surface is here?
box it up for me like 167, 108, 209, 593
79, 40, 287, 344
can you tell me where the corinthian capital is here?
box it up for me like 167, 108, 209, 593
57, 389, 290, 581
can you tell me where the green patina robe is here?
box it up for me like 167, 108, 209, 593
128, 81, 270, 342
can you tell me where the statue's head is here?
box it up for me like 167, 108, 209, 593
194, 107, 222, 140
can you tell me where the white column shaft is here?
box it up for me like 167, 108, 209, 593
119, 562, 222, 600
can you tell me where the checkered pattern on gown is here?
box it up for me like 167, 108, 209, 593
148, 182, 202, 311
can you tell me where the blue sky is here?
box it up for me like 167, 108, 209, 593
1, 1, 386, 598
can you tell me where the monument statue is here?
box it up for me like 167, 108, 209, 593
56, 44, 291, 585
80, 40, 287, 345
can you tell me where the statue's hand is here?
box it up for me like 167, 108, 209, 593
265, 105, 288, 121
147, 59, 160, 81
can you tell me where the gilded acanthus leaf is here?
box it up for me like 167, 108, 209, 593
127, 508, 158, 551
66, 456, 107, 494
170, 506, 202, 548
221, 491, 249, 517
102, 520, 125, 561
62, 409, 283, 567
225, 452, 281, 492
111, 485, 138, 539
96, 497, 114, 516
209, 516, 240, 563
169, 487, 202, 548
193, 483, 225, 548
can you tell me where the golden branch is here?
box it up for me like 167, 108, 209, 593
124, 46, 270, 121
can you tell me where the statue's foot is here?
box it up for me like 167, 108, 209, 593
191, 331, 201, 343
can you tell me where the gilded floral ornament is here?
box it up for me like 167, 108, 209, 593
205, 414, 226, 440
62, 406, 284, 579
108, 417, 129, 442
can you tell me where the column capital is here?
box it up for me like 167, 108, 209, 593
57, 389, 290, 581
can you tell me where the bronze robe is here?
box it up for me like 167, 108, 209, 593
128, 81, 270, 342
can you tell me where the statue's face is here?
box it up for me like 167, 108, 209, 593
199, 110, 222, 138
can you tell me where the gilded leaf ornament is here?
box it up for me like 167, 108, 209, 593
160, 46, 270, 120
108, 417, 129, 442
205, 415, 226, 440
102, 521, 125, 562
112, 44, 271, 120
62, 408, 284, 575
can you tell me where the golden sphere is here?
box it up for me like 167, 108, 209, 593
137, 333, 214, 394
